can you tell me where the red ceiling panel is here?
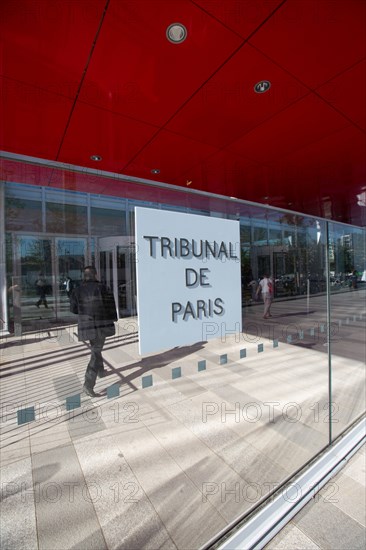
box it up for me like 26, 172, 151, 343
172, 149, 258, 196
78, 0, 242, 126
250, 0, 366, 89
249, 125, 366, 220
122, 129, 219, 182
0, 77, 73, 159
226, 162, 298, 206
1, 0, 365, 226
273, 125, 366, 188
0, 0, 105, 98
57, 101, 159, 172
193, 0, 284, 39
316, 60, 366, 130
166, 43, 308, 148
227, 93, 351, 163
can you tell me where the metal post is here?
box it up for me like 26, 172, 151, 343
325, 221, 332, 445
12, 276, 22, 336
0, 182, 10, 335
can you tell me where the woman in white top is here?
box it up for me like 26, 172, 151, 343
256, 274, 274, 319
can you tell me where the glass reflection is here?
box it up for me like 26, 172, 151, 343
1, 177, 365, 550
17, 236, 53, 323
329, 223, 366, 437
57, 239, 85, 319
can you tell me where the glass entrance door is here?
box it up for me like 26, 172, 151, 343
56, 238, 86, 319
117, 244, 137, 317
11, 235, 87, 329
99, 249, 114, 298
98, 237, 136, 318
15, 236, 54, 325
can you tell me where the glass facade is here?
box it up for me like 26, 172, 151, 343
0, 165, 365, 549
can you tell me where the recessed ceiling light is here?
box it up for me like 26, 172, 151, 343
90, 155, 102, 161
166, 23, 187, 44
151, 169, 160, 174
254, 80, 271, 94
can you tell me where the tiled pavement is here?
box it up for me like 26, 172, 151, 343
265, 444, 365, 550
0, 290, 365, 549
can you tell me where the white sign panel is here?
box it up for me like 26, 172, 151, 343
135, 207, 242, 355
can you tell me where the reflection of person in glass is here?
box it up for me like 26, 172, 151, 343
70, 266, 117, 397
35, 273, 48, 308
350, 269, 358, 290
65, 276, 74, 298
248, 278, 259, 301
256, 274, 274, 319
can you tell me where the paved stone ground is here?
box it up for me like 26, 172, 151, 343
0, 290, 365, 549
265, 444, 366, 550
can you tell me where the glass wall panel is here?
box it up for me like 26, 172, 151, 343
5, 197, 42, 232
253, 222, 268, 245
238, 209, 330, 505
46, 202, 88, 234
268, 224, 282, 245
90, 207, 126, 236
329, 223, 366, 438
1, 170, 365, 550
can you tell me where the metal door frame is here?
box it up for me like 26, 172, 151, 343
98, 236, 135, 319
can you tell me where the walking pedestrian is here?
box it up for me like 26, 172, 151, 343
70, 266, 117, 397
35, 273, 48, 308
65, 276, 74, 298
256, 274, 274, 319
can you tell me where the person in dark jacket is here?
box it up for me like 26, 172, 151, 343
70, 266, 117, 397
35, 273, 49, 308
